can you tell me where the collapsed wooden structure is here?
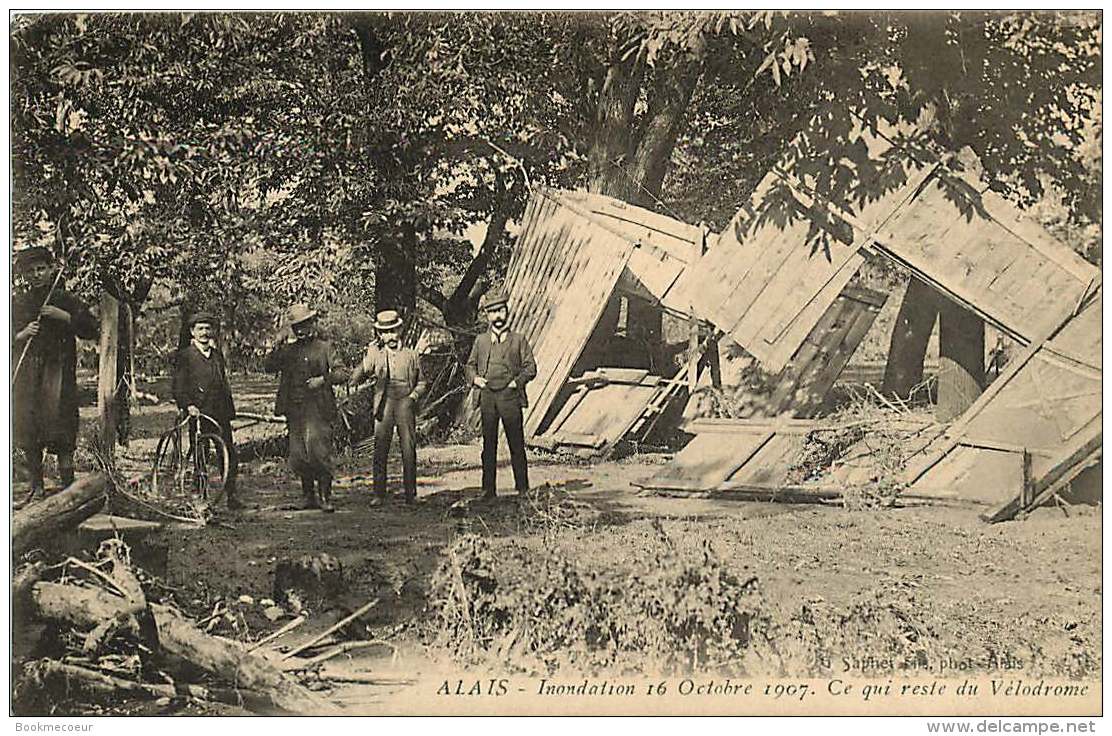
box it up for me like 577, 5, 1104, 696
504, 188, 893, 457
511, 131, 1100, 518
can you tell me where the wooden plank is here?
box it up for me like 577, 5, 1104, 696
548, 431, 606, 449
638, 430, 773, 491
542, 385, 590, 437
767, 292, 855, 416
683, 418, 822, 435
594, 367, 651, 384
522, 217, 635, 437
752, 163, 937, 349
909, 446, 1026, 505
505, 190, 640, 439
727, 433, 805, 487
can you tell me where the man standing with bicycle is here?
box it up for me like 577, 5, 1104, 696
265, 304, 348, 513
12, 246, 98, 504
172, 311, 240, 509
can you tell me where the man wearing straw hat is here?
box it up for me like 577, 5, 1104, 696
349, 309, 426, 505
264, 303, 348, 512
466, 286, 536, 500
172, 310, 240, 509
11, 246, 98, 502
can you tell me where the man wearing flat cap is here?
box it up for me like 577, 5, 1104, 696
12, 246, 98, 501
265, 304, 348, 512
350, 309, 426, 505
466, 287, 536, 499
172, 310, 240, 509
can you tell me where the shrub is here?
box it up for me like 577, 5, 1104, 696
425, 528, 767, 675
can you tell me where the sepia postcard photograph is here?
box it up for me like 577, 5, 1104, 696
7, 8, 1103, 723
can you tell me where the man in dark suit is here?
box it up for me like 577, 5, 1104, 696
172, 311, 240, 509
264, 303, 349, 512
466, 287, 537, 499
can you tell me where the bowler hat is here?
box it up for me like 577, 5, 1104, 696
480, 287, 509, 312
186, 311, 218, 328
14, 246, 54, 273
374, 309, 404, 331
286, 303, 318, 326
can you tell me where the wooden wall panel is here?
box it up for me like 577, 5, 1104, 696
503, 189, 638, 438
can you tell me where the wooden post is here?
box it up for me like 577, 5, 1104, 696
1020, 449, 1034, 507
687, 308, 700, 391
706, 337, 722, 390
97, 292, 120, 461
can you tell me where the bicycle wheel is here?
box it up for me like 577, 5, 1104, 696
192, 431, 230, 505
152, 428, 187, 499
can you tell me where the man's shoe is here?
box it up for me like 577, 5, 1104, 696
368, 495, 388, 508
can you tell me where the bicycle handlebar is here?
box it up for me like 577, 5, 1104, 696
171, 411, 223, 434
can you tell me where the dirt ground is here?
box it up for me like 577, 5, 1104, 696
21, 373, 1102, 713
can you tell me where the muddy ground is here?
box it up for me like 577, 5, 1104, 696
18, 372, 1103, 713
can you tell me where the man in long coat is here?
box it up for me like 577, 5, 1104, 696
466, 287, 537, 499
12, 246, 98, 501
264, 304, 348, 512
172, 311, 240, 509
349, 309, 426, 505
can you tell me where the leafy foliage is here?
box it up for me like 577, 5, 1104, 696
10, 11, 1102, 375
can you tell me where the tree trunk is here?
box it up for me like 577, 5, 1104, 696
881, 277, 940, 401
13, 473, 108, 558
376, 222, 417, 314
626, 63, 702, 206
587, 56, 642, 200
443, 178, 514, 329
936, 298, 985, 421
97, 292, 120, 460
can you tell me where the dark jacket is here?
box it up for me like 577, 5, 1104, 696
465, 330, 537, 408
12, 288, 98, 451
264, 337, 348, 420
172, 343, 236, 424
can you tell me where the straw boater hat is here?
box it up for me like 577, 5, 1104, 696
286, 303, 318, 326
480, 287, 509, 312
374, 309, 403, 331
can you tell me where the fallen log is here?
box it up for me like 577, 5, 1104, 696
31, 582, 341, 714
13, 474, 108, 558
20, 659, 243, 708
13, 562, 48, 610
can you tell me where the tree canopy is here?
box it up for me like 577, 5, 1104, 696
9, 10, 1102, 369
